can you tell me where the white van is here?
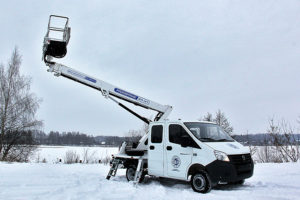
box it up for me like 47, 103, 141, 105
107, 120, 254, 193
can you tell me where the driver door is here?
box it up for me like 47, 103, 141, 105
165, 124, 193, 179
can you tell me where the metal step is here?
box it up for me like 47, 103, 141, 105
133, 158, 144, 185
106, 158, 122, 180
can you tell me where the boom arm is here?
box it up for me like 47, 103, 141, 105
43, 15, 172, 124
46, 63, 172, 123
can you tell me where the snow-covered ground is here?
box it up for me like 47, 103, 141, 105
0, 162, 299, 200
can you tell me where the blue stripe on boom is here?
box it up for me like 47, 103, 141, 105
114, 88, 138, 100
85, 76, 96, 83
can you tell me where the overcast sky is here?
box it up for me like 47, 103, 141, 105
0, 0, 299, 136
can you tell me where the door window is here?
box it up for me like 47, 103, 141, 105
169, 124, 199, 148
151, 125, 163, 143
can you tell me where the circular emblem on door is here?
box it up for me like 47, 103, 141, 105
171, 155, 181, 168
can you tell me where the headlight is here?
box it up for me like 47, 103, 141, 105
214, 150, 230, 162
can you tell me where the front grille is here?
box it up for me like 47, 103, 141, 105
229, 154, 252, 165
228, 154, 252, 175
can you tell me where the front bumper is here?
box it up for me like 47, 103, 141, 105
206, 154, 254, 185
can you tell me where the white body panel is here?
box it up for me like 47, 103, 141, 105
165, 145, 193, 179
204, 141, 249, 155
145, 120, 250, 180
164, 122, 193, 179
148, 123, 165, 176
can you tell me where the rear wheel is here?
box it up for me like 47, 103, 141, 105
126, 166, 145, 183
191, 170, 212, 193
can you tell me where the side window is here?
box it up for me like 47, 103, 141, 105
169, 124, 200, 148
151, 125, 163, 143
169, 124, 189, 144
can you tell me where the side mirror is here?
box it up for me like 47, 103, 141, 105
181, 135, 191, 148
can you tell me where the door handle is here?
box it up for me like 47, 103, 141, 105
150, 145, 155, 150
166, 146, 172, 151
180, 153, 191, 155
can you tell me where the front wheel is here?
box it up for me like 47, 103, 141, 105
191, 170, 212, 193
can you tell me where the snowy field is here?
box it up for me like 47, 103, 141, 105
1, 146, 300, 199
0, 162, 300, 200
33, 146, 119, 163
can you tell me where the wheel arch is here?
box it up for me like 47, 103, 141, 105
123, 159, 148, 170
123, 159, 138, 168
187, 163, 206, 178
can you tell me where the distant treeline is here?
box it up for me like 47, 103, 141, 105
31, 130, 300, 146
32, 130, 141, 146
233, 133, 300, 146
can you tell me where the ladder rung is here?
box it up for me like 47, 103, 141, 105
106, 158, 122, 180
49, 27, 66, 32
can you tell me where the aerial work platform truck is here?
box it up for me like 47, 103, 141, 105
42, 15, 254, 193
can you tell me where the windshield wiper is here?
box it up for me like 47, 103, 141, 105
199, 137, 217, 142
214, 139, 234, 142
199, 138, 234, 142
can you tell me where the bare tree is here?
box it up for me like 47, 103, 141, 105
201, 112, 213, 122
82, 148, 89, 163
0, 47, 42, 162
268, 118, 300, 162
256, 133, 282, 163
125, 123, 149, 144
82, 148, 96, 163
214, 109, 233, 135
125, 129, 143, 142
245, 131, 257, 157
100, 155, 112, 165
64, 150, 80, 164
199, 109, 233, 135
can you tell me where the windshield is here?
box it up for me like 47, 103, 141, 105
184, 122, 234, 142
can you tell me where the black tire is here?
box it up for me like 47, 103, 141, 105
126, 166, 145, 183
191, 170, 212, 193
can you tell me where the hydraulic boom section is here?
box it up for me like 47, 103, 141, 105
42, 15, 172, 124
